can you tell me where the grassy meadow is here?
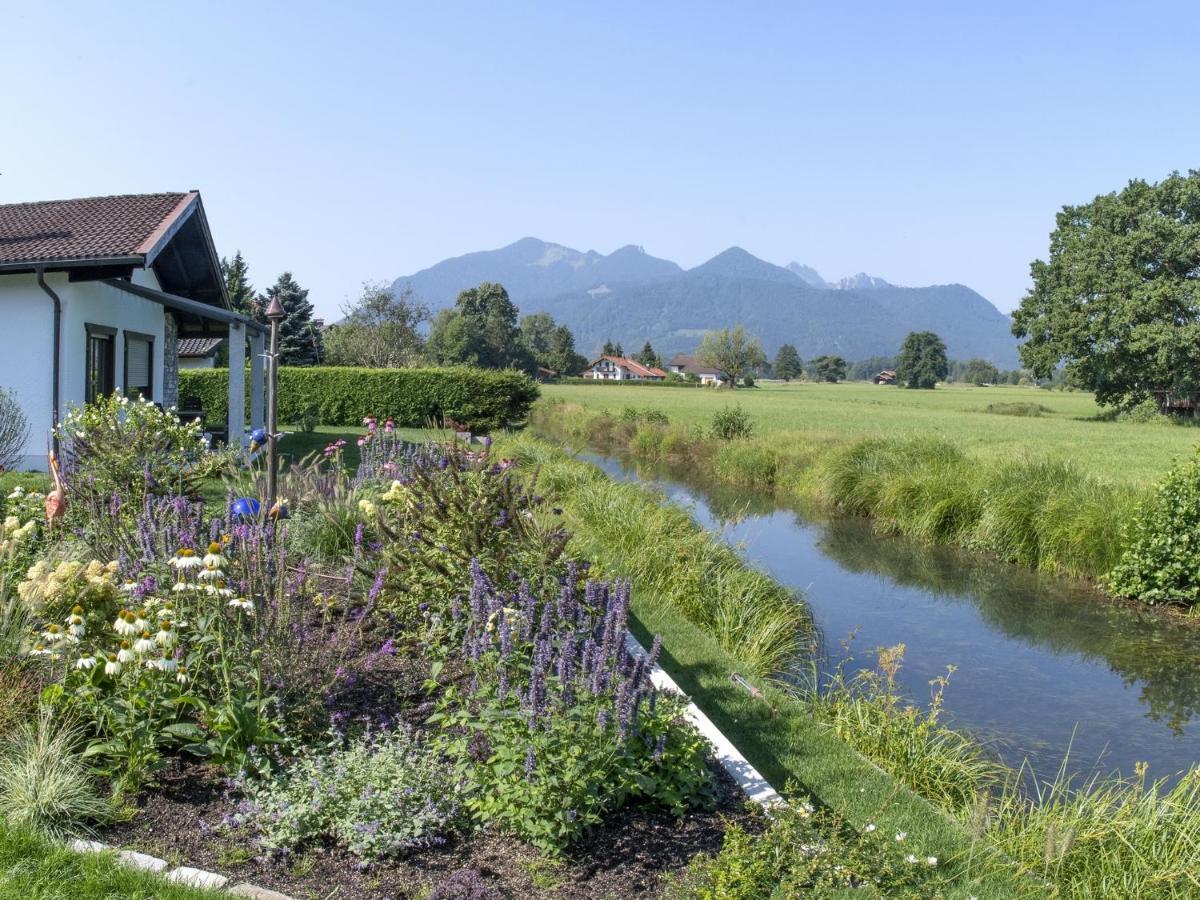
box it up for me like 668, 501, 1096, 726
541, 381, 1200, 486
530, 381, 1200, 585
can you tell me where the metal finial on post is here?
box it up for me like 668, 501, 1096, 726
264, 296, 285, 517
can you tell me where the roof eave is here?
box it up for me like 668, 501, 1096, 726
0, 255, 145, 273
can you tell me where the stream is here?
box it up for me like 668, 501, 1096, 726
576, 447, 1200, 785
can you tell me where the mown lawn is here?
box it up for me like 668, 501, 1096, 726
0, 826, 219, 900
542, 381, 1200, 485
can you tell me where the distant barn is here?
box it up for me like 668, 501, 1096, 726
872, 370, 897, 385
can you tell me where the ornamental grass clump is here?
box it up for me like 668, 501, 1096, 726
0, 707, 110, 839
432, 561, 714, 852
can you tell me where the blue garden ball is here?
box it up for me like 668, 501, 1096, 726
231, 497, 261, 520
249, 427, 268, 446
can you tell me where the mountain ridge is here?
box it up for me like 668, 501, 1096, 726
392, 239, 1019, 367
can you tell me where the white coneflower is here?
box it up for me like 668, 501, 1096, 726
120, 581, 138, 594
42, 623, 67, 644
133, 632, 156, 655
171, 581, 194, 593
170, 547, 203, 571
131, 610, 149, 633
228, 597, 254, 613
113, 611, 139, 636
154, 621, 176, 649
104, 654, 122, 676
176, 665, 189, 685
197, 566, 224, 584
117, 641, 135, 664
66, 605, 87, 638
202, 541, 228, 570
75, 654, 101, 671
151, 657, 179, 673
207, 580, 234, 598
29, 644, 53, 657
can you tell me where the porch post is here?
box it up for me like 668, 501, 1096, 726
227, 322, 246, 446
249, 330, 265, 431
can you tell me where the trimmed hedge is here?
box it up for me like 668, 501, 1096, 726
179, 366, 539, 432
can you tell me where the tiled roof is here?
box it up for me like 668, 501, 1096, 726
0, 193, 191, 264
587, 356, 666, 378
177, 337, 224, 358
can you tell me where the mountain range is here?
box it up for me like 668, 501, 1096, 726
392, 238, 1020, 367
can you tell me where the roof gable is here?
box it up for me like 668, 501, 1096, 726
0, 192, 228, 309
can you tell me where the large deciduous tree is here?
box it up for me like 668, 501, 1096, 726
323, 282, 429, 368
896, 331, 948, 389
774, 344, 803, 381
961, 358, 1000, 386
809, 355, 847, 383
1011, 171, 1200, 411
265, 272, 324, 366
427, 282, 532, 371
520, 313, 587, 376
697, 325, 766, 388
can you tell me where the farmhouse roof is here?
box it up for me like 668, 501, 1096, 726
588, 355, 665, 378
177, 337, 225, 358
0, 191, 228, 309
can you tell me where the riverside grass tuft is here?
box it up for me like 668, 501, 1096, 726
532, 398, 1143, 583
503, 434, 810, 679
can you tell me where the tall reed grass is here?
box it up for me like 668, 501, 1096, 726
532, 402, 1143, 582
503, 435, 812, 679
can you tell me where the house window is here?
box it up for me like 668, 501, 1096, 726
85, 325, 116, 403
124, 332, 154, 401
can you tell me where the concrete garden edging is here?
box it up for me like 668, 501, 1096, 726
623, 631, 783, 806
68, 838, 292, 898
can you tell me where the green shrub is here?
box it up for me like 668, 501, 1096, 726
710, 404, 754, 440
619, 406, 670, 426
180, 366, 539, 432
665, 791, 947, 898
1108, 453, 1200, 605
983, 402, 1054, 417
433, 567, 714, 853
230, 729, 462, 860
0, 707, 110, 838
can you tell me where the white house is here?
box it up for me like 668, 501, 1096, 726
583, 355, 668, 381
666, 353, 729, 386
0, 192, 266, 470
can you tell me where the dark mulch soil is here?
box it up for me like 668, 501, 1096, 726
102, 755, 749, 899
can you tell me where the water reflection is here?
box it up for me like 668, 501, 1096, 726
577, 449, 1200, 782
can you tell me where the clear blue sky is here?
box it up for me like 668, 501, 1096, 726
2, 1, 1197, 317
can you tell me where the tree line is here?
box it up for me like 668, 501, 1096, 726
223, 251, 1024, 389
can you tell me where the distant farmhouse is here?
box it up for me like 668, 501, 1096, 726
872, 369, 897, 385
667, 353, 729, 386
583, 355, 667, 381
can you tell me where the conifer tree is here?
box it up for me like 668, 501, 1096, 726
264, 272, 324, 366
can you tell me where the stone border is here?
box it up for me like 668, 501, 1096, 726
69, 838, 292, 898
624, 632, 783, 806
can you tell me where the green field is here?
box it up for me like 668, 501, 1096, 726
541, 382, 1200, 486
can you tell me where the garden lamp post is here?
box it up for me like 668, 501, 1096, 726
264, 295, 285, 516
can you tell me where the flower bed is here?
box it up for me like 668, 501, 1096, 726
0, 396, 968, 898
